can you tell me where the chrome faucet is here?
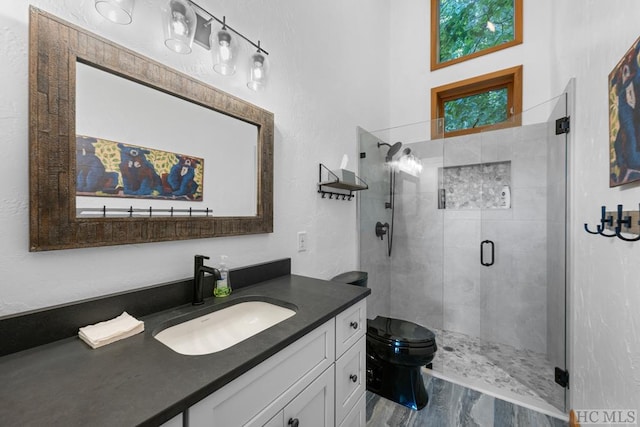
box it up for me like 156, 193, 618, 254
193, 255, 221, 305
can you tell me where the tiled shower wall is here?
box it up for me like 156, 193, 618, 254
389, 141, 445, 329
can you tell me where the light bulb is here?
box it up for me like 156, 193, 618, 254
171, 10, 189, 36
252, 61, 263, 80
219, 42, 232, 62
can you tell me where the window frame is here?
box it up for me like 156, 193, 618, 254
430, 0, 523, 71
431, 65, 523, 138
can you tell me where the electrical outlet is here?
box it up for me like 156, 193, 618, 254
297, 231, 307, 252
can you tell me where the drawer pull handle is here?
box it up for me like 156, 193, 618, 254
349, 374, 358, 383
350, 321, 358, 329
288, 418, 299, 427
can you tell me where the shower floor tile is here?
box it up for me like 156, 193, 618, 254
430, 328, 565, 413
366, 374, 567, 427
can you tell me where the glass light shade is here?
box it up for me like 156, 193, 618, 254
212, 28, 238, 76
161, 0, 197, 54
247, 51, 268, 91
95, 0, 134, 25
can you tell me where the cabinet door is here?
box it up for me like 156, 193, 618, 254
335, 300, 366, 358
283, 365, 335, 427
335, 336, 366, 425
339, 393, 365, 427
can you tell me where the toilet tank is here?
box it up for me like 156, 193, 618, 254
331, 271, 368, 287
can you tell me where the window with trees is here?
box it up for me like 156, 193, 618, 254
431, 0, 523, 70
431, 66, 522, 138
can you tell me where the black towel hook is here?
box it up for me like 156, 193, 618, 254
584, 205, 616, 237
615, 203, 640, 242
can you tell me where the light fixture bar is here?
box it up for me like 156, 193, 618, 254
189, 0, 269, 55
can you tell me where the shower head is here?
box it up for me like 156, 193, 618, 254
377, 141, 403, 162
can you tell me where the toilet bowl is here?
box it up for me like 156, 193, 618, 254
331, 271, 437, 411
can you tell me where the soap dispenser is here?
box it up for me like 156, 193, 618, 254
214, 255, 232, 297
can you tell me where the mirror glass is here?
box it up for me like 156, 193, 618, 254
75, 62, 258, 218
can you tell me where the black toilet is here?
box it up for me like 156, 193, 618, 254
331, 271, 437, 410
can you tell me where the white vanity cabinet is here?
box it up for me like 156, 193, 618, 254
187, 299, 367, 427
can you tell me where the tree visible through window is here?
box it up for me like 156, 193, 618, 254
444, 88, 508, 133
431, 0, 522, 70
431, 66, 522, 138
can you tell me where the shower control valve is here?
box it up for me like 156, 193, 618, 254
375, 221, 389, 240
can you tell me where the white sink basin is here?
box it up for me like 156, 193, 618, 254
154, 301, 296, 355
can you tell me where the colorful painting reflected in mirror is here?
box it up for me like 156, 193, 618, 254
76, 135, 204, 201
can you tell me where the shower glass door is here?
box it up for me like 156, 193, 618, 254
440, 93, 568, 413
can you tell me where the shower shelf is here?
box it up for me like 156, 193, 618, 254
317, 163, 368, 200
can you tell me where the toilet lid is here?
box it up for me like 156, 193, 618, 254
367, 316, 436, 347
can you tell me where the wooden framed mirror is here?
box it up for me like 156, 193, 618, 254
29, 7, 273, 251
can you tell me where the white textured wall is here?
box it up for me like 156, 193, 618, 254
550, 0, 640, 412
0, 0, 390, 316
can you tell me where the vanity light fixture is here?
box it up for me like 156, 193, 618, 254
95, 0, 270, 89
94, 0, 134, 25
162, 0, 197, 54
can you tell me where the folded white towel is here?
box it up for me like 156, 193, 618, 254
78, 311, 145, 349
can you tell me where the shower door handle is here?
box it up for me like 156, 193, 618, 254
480, 240, 494, 267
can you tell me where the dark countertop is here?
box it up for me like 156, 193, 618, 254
0, 274, 369, 427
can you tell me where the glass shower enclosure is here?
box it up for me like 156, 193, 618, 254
358, 93, 569, 414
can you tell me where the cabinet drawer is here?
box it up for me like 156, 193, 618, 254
339, 392, 366, 427
335, 299, 366, 358
188, 319, 335, 427
335, 336, 366, 425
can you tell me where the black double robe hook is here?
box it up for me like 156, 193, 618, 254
584, 206, 616, 237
